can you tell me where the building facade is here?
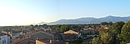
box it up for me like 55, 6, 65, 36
0, 35, 10, 44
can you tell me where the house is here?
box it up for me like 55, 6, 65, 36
80, 30, 95, 39
0, 32, 11, 44
62, 30, 80, 41
11, 38, 28, 44
31, 31, 54, 40
36, 39, 69, 44
80, 26, 97, 39
64, 30, 78, 34
11, 31, 54, 44
36, 39, 52, 44
20, 31, 54, 43
11, 31, 68, 44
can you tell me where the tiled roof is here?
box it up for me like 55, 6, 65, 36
64, 30, 78, 34
11, 38, 28, 44
36, 39, 51, 44
31, 31, 54, 39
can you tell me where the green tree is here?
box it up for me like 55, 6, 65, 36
92, 21, 125, 44
108, 21, 113, 26
118, 20, 130, 44
110, 21, 124, 34
35, 24, 38, 27
109, 21, 124, 44
92, 37, 102, 44
30, 24, 34, 30
60, 25, 69, 32
100, 22, 108, 26
42, 24, 48, 29
99, 29, 112, 44
69, 37, 83, 44
30, 24, 34, 27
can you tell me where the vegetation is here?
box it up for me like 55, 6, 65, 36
100, 21, 113, 26
69, 37, 83, 44
59, 25, 69, 32
92, 20, 130, 44
118, 20, 130, 44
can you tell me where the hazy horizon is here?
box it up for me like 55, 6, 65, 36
0, 0, 130, 26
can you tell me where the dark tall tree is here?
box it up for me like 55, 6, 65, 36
92, 21, 125, 44
60, 25, 69, 32
30, 24, 34, 30
92, 37, 102, 44
108, 21, 113, 26
118, 20, 130, 44
30, 24, 34, 27
108, 21, 125, 44
42, 24, 48, 29
100, 22, 108, 26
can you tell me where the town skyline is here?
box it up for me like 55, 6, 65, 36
0, 0, 130, 26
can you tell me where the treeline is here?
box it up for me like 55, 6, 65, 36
92, 20, 130, 44
30, 24, 100, 32
29, 21, 114, 33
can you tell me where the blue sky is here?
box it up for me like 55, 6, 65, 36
0, 0, 130, 26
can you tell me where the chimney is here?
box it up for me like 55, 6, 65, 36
50, 39, 53, 44
37, 38, 39, 40
66, 42, 69, 44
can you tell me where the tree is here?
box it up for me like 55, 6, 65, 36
110, 21, 124, 34
100, 22, 108, 26
35, 24, 38, 27
69, 37, 83, 44
108, 21, 113, 26
118, 20, 130, 44
30, 24, 34, 27
30, 24, 34, 30
92, 21, 125, 44
92, 37, 102, 44
60, 25, 69, 32
99, 29, 112, 44
109, 21, 125, 44
42, 24, 48, 29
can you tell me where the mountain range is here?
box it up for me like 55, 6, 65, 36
40, 16, 130, 25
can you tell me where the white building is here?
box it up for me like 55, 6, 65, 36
0, 35, 10, 44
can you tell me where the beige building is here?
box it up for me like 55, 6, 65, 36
36, 39, 51, 44
64, 30, 78, 34
63, 30, 79, 41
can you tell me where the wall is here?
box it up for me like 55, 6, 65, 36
0, 35, 10, 44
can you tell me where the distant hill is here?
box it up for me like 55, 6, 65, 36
40, 16, 130, 25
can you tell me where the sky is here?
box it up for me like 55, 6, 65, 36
0, 0, 130, 26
